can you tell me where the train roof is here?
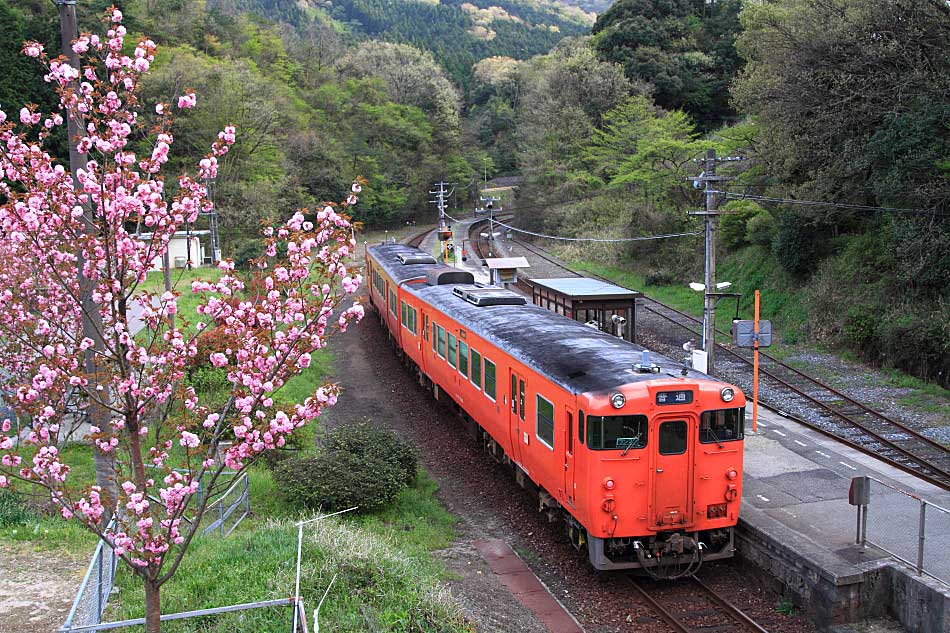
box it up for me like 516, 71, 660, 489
412, 283, 715, 395
369, 242, 440, 285
368, 242, 717, 395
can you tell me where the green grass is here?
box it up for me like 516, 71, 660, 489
108, 470, 468, 632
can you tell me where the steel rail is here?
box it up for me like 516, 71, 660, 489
625, 575, 770, 633
688, 576, 770, 633
625, 578, 691, 633
503, 233, 950, 490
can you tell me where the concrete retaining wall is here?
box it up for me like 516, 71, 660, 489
736, 514, 950, 632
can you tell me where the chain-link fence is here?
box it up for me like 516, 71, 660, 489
60, 519, 118, 632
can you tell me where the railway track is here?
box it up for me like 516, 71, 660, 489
627, 575, 770, 633
470, 228, 950, 491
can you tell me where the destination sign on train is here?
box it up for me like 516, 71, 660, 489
656, 390, 693, 405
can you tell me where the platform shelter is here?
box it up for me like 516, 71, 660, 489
528, 277, 642, 343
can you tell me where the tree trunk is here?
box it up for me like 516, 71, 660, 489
144, 579, 161, 633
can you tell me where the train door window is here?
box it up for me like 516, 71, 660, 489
389, 288, 397, 317
578, 411, 585, 445
423, 314, 429, 341
658, 421, 688, 455
511, 375, 517, 413
700, 408, 745, 444
536, 395, 554, 449
400, 301, 407, 328
484, 359, 496, 401
431, 323, 437, 352
458, 341, 469, 378
448, 333, 457, 368
567, 412, 573, 454
408, 306, 417, 335
437, 326, 446, 358
518, 380, 525, 420
471, 349, 482, 389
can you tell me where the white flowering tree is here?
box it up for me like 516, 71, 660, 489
0, 8, 364, 631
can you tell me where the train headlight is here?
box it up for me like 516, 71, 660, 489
720, 387, 735, 402
603, 478, 616, 490
610, 393, 626, 409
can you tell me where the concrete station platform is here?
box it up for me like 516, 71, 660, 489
740, 406, 950, 631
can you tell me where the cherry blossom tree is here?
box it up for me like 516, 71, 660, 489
0, 8, 363, 631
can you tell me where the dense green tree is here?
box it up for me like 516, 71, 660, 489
591, 0, 742, 129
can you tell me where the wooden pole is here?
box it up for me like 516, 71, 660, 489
753, 289, 760, 432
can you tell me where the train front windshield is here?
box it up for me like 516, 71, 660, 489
699, 408, 745, 444
587, 415, 648, 450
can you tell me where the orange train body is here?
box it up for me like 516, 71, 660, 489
366, 243, 746, 572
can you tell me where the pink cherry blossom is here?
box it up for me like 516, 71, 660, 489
0, 9, 364, 628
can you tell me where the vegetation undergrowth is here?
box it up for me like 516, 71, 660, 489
108, 468, 468, 632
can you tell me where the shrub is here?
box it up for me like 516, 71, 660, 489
745, 210, 776, 246
273, 451, 404, 513
772, 214, 821, 277
187, 365, 231, 407
321, 423, 418, 485
719, 200, 765, 250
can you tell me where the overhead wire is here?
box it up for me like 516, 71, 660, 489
715, 191, 948, 217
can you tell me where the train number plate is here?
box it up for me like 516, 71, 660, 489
656, 390, 693, 406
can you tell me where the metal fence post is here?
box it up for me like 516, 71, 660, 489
918, 500, 927, 576
97, 546, 103, 618
218, 497, 224, 536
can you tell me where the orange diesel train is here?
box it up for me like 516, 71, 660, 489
366, 242, 746, 576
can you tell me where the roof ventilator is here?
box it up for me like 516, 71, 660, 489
452, 285, 527, 307
634, 350, 660, 373
397, 253, 437, 265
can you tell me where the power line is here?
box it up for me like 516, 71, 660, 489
716, 191, 948, 217
490, 218, 701, 243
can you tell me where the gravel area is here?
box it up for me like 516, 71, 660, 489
324, 238, 817, 633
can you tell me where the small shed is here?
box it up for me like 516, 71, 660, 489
139, 230, 210, 272
529, 277, 642, 342
485, 256, 530, 286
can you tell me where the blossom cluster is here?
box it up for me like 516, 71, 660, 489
0, 8, 363, 578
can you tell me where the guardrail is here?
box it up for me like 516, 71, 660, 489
852, 475, 950, 585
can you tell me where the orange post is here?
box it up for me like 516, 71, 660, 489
753, 289, 760, 432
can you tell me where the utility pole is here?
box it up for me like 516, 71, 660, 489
429, 182, 453, 262
54, 0, 116, 519
688, 149, 744, 375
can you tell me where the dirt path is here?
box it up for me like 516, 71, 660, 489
0, 541, 87, 633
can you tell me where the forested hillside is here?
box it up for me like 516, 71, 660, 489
468, 0, 948, 385
1, 0, 946, 386
216, 0, 593, 86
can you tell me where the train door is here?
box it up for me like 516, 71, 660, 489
650, 416, 694, 529
508, 369, 526, 465
563, 407, 575, 507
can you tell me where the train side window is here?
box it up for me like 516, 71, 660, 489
658, 420, 688, 455
518, 380, 525, 420
389, 288, 397, 317
448, 333, 457, 368
587, 415, 647, 451
699, 408, 745, 444
471, 349, 482, 389
536, 395, 554, 449
458, 341, 469, 378
484, 359, 496, 401
511, 375, 517, 413
408, 306, 416, 334
578, 411, 585, 445
437, 326, 446, 358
